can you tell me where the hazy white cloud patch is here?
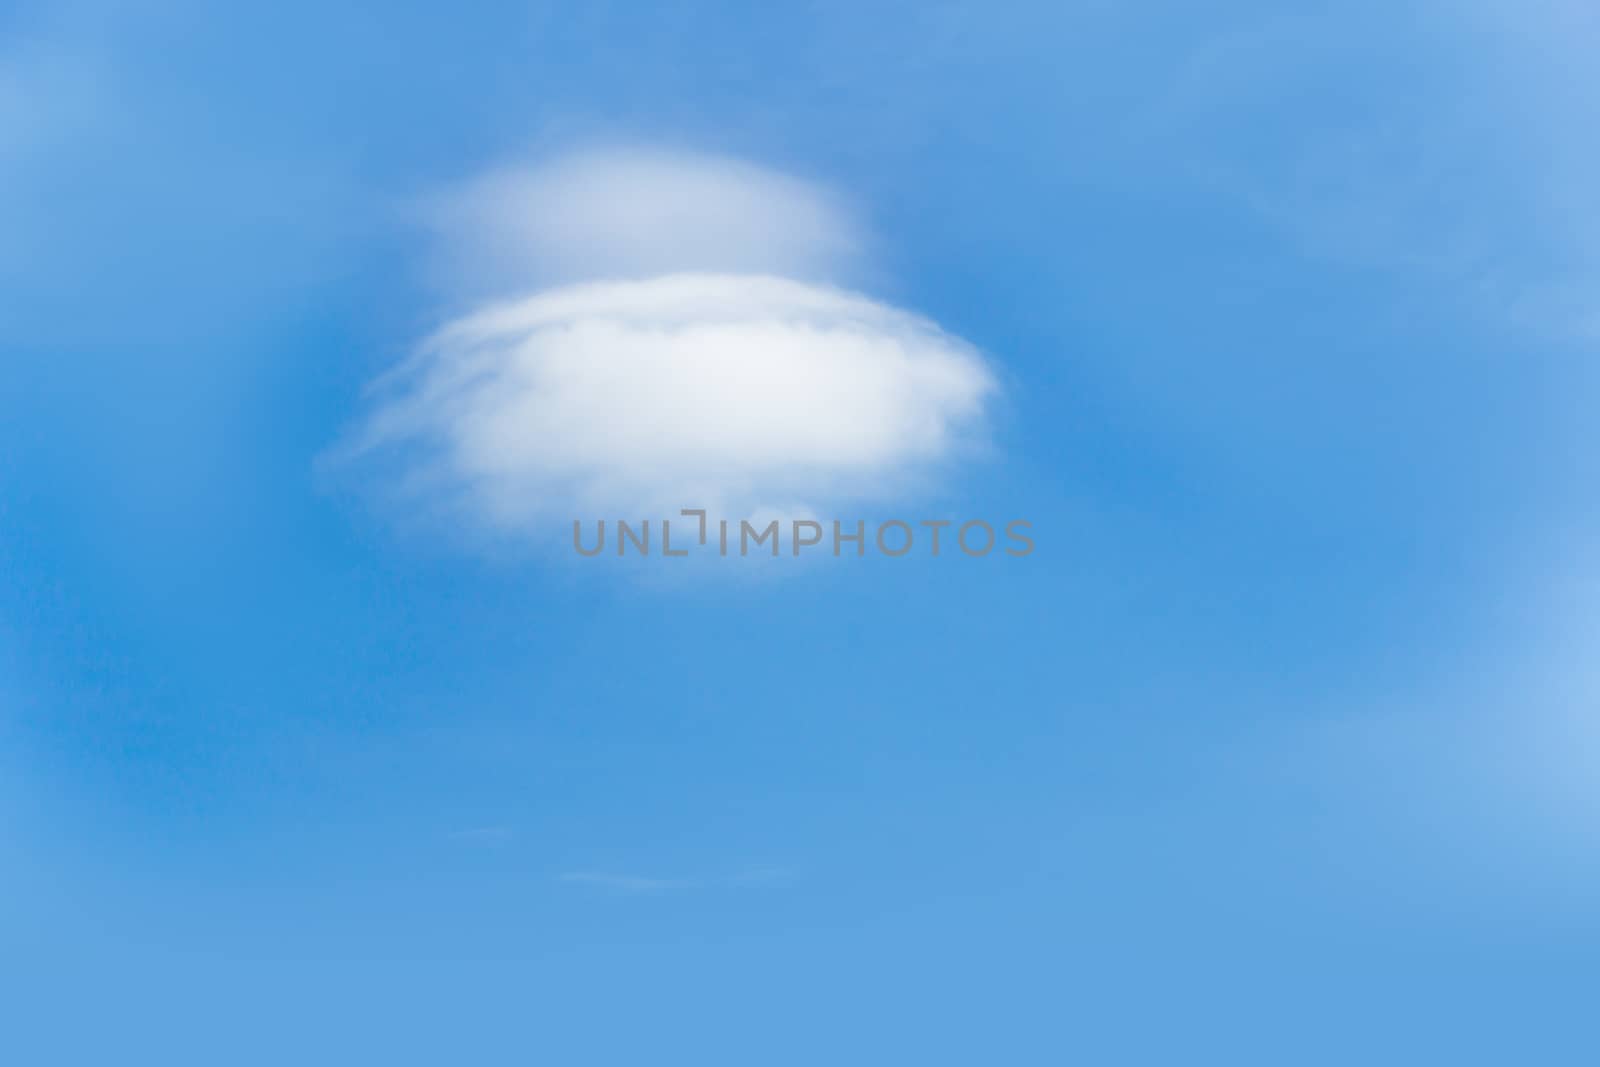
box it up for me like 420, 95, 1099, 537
560, 866, 794, 894
559, 871, 700, 893
1260, 552, 1600, 895
1141, 4, 1600, 342
340, 148, 997, 541
427, 146, 866, 296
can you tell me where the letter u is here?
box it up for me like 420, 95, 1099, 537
573, 520, 606, 556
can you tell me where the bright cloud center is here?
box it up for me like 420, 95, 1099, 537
345, 148, 998, 535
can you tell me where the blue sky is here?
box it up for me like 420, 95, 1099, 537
4, 1, 1599, 1062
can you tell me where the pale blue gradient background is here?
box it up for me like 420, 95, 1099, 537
3, 1, 1598, 1063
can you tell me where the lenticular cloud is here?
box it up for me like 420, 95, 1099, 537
343, 148, 998, 537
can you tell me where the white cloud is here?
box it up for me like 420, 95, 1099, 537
425, 146, 865, 297
343, 149, 996, 538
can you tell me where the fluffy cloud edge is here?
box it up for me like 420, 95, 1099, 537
342, 272, 997, 538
